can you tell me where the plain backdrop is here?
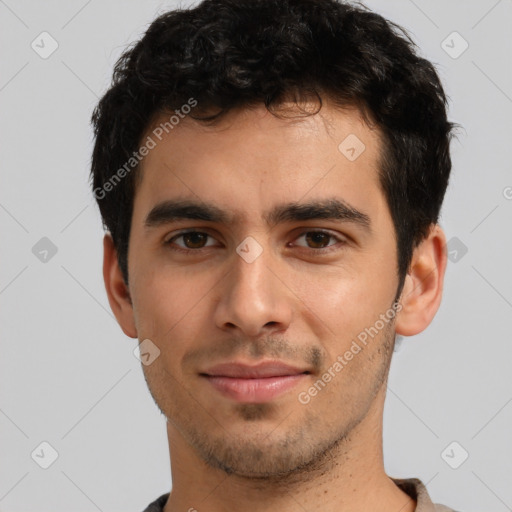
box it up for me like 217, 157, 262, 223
1, 0, 511, 511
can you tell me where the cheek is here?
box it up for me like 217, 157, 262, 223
130, 266, 214, 353
296, 264, 392, 336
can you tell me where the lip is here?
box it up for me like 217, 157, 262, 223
200, 361, 310, 403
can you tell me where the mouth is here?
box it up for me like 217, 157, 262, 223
200, 361, 311, 403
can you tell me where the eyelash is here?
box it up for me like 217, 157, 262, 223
164, 229, 347, 255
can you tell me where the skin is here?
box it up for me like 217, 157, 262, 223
103, 98, 447, 512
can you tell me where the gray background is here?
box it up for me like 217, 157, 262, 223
1, 0, 511, 511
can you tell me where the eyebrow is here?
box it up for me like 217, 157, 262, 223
144, 197, 372, 233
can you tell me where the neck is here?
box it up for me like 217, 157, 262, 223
163, 385, 415, 512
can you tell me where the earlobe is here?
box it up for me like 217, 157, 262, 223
395, 224, 447, 337
103, 233, 138, 338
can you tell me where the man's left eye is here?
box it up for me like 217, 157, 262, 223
292, 230, 345, 250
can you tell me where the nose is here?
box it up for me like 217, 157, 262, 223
213, 242, 293, 338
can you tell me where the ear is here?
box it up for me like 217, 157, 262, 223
395, 224, 447, 337
103, 233, 138, 338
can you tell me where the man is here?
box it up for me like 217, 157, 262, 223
90, 0, 458, 510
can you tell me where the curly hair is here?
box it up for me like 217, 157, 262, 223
90, 0, 455, 297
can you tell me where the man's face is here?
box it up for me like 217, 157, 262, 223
126, 101, 400, 478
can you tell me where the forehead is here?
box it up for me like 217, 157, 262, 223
133, 101, 386, 225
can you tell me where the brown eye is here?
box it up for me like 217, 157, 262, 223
294, 230, 343, 250
166, 231, 217, 252
180, 232, 209, 249
304, 231, 332, 249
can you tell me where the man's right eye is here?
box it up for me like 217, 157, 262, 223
165, 231, 219, 253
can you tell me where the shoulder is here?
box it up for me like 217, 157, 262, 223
391, 477, 460, 512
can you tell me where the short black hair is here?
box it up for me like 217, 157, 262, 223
90, 0, 455, 298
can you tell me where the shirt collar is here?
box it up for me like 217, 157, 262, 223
392, 477, 439, 512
